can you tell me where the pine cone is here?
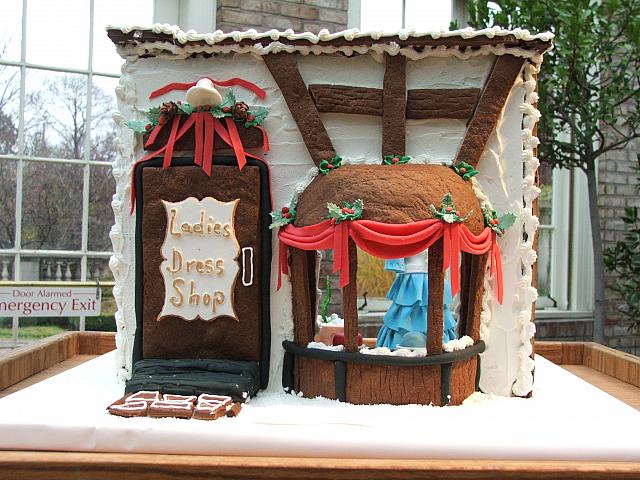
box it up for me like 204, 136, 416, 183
159, 101, 179, 117
232, 101, 249, 121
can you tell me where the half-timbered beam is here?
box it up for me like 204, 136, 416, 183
454, 55, 526, 168
309, 85, 383, 116
382, 53, 407, 157
406, 89, 479, 120
309, 85, 481, 121
263, 53, 336, 167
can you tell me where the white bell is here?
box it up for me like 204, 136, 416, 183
185, 78, 223, 107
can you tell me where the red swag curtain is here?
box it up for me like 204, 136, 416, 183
278, 219, 504, 303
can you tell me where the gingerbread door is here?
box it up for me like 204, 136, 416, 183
132, 156, 272, 389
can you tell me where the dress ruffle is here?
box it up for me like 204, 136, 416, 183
376, 272, 457, 349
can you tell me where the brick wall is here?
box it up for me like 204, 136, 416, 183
216, 0, 348, 33
598, 137, 640, 352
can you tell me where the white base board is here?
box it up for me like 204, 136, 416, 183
0, 352, 638, 461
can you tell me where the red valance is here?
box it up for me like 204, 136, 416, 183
278, 219, 504, 303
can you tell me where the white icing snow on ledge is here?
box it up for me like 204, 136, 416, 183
443, 335, 474, 352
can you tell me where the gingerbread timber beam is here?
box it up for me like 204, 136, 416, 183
454, 55, 527, 168
263, 54, 335, 167
382, 53, 407, 157
309, 85, 480, 120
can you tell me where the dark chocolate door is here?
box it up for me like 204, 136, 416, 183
134, 157, 271, 385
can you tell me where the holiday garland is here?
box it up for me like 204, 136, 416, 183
126, 89, 268, 134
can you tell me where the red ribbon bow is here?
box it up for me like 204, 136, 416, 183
128, 77, 270, 213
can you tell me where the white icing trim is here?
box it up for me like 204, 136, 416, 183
107, 26, 552, 62
108, 25, 554, 45
110, 61, 139, 383
511, 62, 540, 397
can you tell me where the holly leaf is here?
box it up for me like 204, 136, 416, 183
219, 89, 236, 110
245, 106, 269, 127
498, 212, 517, 231
383, 154, 411, 165
327, 199, 363, 224
319, 155, 343, 175
452, 161, 479, 180
177, 102, 194, 115
126, 119, 151, 133
429, 194, 470, 223
327, 202, 342, 218
270, 197, 297, 229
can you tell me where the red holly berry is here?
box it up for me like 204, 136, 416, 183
346, 208, 355, 214
145, 123, 152, 131
459, 167, 467, 174
491, 218, 499, 225
223, 106, 231, 113
247, 114, 255, 122
281, 206, 290, 214
341, 207, 349, 213
330, 218, 337, 225
445, 206, 453, 213
326, 163, 334, 170
391, 157, 399, 164
283, 212, 291, 219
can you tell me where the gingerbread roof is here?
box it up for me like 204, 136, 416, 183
106, 25, 553, 59
294, 164, 485, 234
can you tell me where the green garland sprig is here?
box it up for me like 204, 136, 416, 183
429, 194, 472, 223
383, 155, 411, 165
482, 205, 517, 236
327, 199, 363, 224
452, 161, 479, 181
318, 156, 343, 175
125, 89, 269, 134
270, 197, 297, 229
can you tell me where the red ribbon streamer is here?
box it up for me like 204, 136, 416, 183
149, 77, 266, 100
278, 219, 504, 304
224, 117, 247, 170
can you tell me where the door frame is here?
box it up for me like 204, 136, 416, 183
133, 156, 272, 389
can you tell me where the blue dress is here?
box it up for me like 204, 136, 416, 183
376, 255, 457, 349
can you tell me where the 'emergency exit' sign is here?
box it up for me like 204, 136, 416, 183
0, 286, 102, 317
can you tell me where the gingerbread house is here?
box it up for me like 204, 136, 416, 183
107, 26, 552, 406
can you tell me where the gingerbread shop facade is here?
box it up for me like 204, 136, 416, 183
107, 26, 553, 407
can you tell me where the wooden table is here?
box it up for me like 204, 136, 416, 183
1, 333, 639, 479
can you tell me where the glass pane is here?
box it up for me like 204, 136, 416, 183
360, 0, 403, 30
0, 256, 15, 281
318, 250, 342, 320
356, 250, 394, 339
405, 0, 452, 30
26, 0, 89, 69
17, 318, 74, 342
90, 76, 118, 162
93, 0, 153, 74
88, 166, 115, 252
539, 162, 553, 225
536, 228, 552, 301
24, 69, 88, 160
0, 65, 20, 155
21, 161, 83, 250
88, 257, 113, 281
0, 0, 23, 61
0, 159, 17, 249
